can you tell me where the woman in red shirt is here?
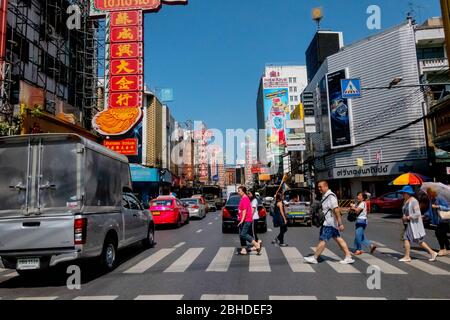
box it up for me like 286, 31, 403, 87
237, 186, 262, 255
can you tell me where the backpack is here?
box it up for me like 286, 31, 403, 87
312, 192, 337, 228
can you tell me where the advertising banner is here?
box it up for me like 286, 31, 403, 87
326, 69, 354, 149
263, 77, 289, 156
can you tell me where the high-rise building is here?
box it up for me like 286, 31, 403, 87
305, 30, 344, 83
256, 65, 308, 178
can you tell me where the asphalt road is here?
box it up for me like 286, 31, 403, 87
0, 211, 449, 300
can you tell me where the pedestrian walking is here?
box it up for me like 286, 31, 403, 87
272, 193, 288, 247
399, 186, 438, 263
304, 181, 355, 265
350, 192, 377, 255
425, 187, 450, 256
248, 191, 261, 245
237, 186, 262, 255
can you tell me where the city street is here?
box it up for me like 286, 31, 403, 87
0, 211, 448, 301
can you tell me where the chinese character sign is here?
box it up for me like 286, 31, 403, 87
89, 1, 187, 139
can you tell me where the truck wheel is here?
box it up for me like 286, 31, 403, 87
101, 237, 117, 272
142, 225, 155, 249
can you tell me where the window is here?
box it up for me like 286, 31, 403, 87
417, 47, 445, 60
122, 197, 130, 209
290, 96, 294, 102
294, 96, 298, 102
288, 77, 292, 83
293, 77, 297, 83
126, 194, 141, 210
384, 193, 397, 199
294, 87, 298, 92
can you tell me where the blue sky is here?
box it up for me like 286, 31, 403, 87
143, 0, 441, 132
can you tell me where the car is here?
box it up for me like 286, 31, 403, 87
181, 198, 207, 219
283, 188, 314, 227
370, 192, 404, 213
192, 195, 209, 213
222, 195, 268, 233
0, 134, 155, 276
150, 197, 190, 228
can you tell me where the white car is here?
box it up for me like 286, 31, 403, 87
181, 198, 207, 219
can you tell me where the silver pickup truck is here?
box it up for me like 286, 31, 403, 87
0, 134, 155, 276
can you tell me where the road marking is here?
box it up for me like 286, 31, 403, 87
173, 242, 186, 249
281, 247, 315, 273
124, 248, 175, 274
268, 228, 273, 232
1, 271, 18, 278
249, 248, 271, 272
208, 222, 213, 225
74, 296, 118, 300
215, 217, 218, 221
196, 229, 203, 233
411, 249, 450, 266
337, 296, 387, 300
408, 298, 450, 300
207, 247, 235, 272
201, 295, 248, 300
354, 252, 407, 275
16, 297, 58, 300
269, 296, 317, 300
164, 248, 204, 273
135, 295, 184, 300
377, 247, 450, 275
312, 248, 360, 274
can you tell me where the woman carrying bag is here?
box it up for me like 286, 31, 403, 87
399, 186, 438, 263
349, 192, 377, 255
272, 193, 288, 247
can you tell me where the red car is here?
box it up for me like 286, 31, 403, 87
150, 196, 190, 228
370, 192, 404, 213
222, 196, 268, 233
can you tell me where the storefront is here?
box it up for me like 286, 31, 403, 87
130, 164, 161, 205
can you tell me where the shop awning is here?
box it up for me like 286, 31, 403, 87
130, 164, 159, 182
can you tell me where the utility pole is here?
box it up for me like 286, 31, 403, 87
441, 0, 450, 75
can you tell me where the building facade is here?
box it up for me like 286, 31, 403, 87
305, 21, 430, 198
0, 0, 99, 139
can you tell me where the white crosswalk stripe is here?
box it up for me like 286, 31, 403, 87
411, 249, 450, 265
16, 297, 58, 300
269, 295, 317, 300
281, 247, 315, 273
354, 252, 407, 275
336, 296, 387, 300
312, 248, 360, 274
207, 247, 235, 272
164, 248, 204, 273
124, 248, 175, 274
201, 294, 248, 300
135, 295, 184, 300
249, 248, 271, 272
74, 296, 118, 300
377, 247, 450, 275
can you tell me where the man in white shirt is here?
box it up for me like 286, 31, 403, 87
304, 181, 355, 265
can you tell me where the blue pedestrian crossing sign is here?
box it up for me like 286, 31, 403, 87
341, 78, 361, 98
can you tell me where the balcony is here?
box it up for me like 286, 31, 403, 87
419, 58, 449, 74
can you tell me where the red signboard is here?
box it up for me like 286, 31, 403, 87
104, 138, 138, 156
109, 92, 142, 108
110, 26, 143, 43
94, 0, 161, 12
110, 75, 143, 92
110, 59, 143, 76
110, 42, 143, 59
110, 11, 142, 26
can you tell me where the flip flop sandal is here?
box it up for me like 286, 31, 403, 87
256, 243, 263, 256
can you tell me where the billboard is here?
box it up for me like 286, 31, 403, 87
263, 77, 289, 156
326, 69, 354, 149
90, 0, 187, 16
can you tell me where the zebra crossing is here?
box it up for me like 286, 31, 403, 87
118, 243, 450, 276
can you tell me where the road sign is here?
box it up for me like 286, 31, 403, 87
341, 78, 361, 99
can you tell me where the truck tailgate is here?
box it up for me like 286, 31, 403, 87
0, 216, 75, 252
